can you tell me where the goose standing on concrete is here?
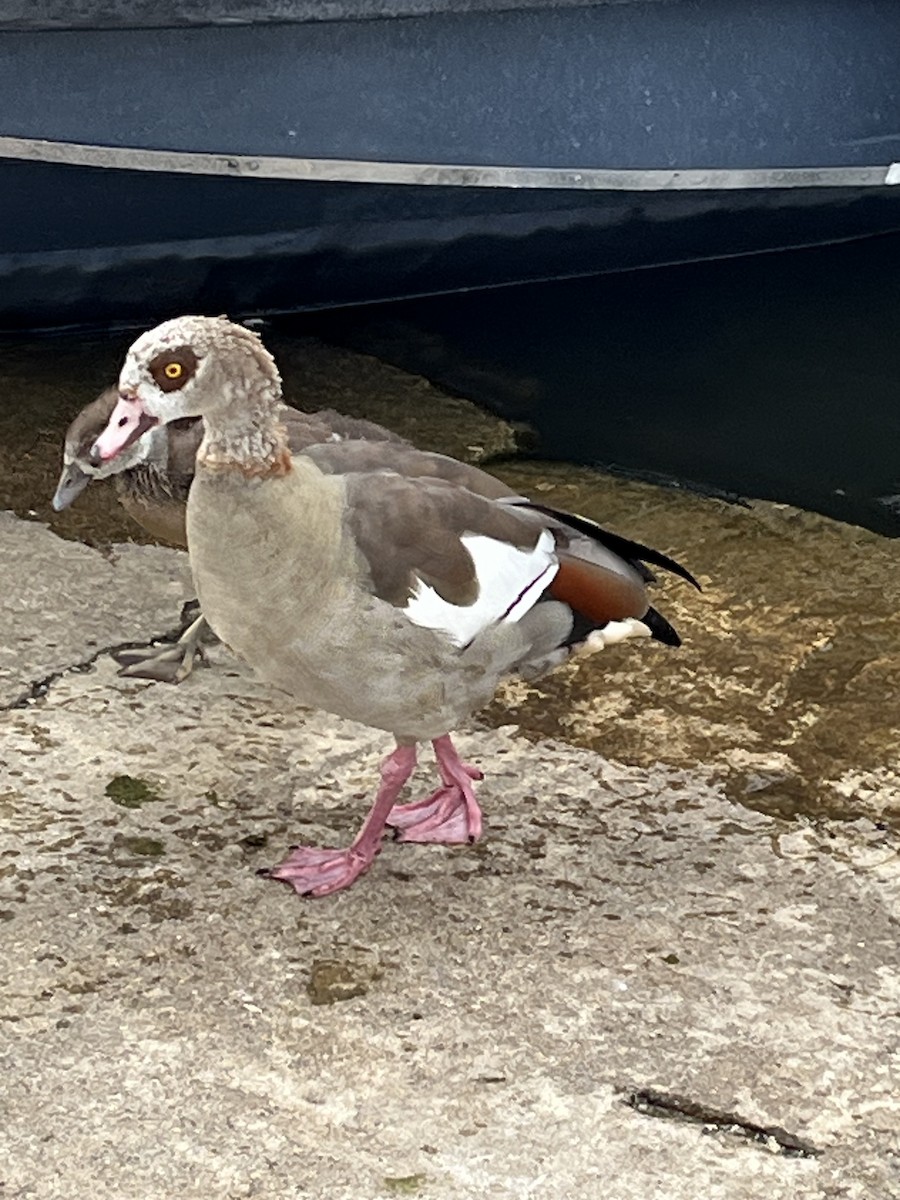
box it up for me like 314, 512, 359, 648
94, 316, 698, 897
53, 386, 409, 682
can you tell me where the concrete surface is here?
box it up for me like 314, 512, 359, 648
0, 511, 193, 707
2, 515, 899, 1200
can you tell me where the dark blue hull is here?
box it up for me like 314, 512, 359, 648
1, 0, 899, 330
3, 159, 900, 332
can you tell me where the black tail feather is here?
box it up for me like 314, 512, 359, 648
642, 606, 682, 648
514, 500, 701, 591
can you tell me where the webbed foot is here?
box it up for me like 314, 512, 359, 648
114, 614, 212, 684
260, 845, 375, 898
388, 737, 483, 844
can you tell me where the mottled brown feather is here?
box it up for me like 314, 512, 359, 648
116, 471, 190, 546
302, 440, 515, 498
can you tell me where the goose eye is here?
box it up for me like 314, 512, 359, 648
149, 344, 198, 391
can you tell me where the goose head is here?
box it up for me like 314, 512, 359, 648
92, 316, 282, 463
52, 386, 173, 511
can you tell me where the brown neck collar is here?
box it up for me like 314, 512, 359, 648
196, 415, 292, 479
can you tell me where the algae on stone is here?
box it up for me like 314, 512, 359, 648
104, 775, 163, 809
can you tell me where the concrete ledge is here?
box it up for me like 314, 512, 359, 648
1, 512, 898, 1199
0, 511, 192, 706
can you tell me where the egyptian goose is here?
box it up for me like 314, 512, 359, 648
53, 386, 409, 682
93, 316, 698, 897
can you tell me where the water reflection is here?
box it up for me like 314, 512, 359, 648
306, 231, 900, 536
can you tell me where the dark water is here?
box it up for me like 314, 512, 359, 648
304, 231, 900, 537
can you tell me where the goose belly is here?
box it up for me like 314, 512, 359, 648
186, 471, 493, 738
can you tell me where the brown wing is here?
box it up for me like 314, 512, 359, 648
550, 555, 649, 624
306, 407, 410, 446
343, 472, 546, 608
343, 469, 685, 649
281, 406, 408, 454
304, 440, 518, 501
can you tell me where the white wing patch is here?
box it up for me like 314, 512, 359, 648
404, 529, 558, 647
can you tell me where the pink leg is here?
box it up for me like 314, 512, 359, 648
387, 734, 484, 844
261, 744, 418, 897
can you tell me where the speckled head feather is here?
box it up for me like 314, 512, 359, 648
104, 316, 290, 476
120, 315, 283, 424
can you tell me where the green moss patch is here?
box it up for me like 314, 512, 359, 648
104, 775, 162, 808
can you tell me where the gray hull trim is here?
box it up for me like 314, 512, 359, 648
1, 136, 897, 192
0, 0, 608, 33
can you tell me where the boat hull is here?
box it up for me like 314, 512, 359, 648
2, 0, 900, 329
3, 159, 900, 331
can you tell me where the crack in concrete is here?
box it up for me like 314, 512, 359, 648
622, 1087, 821, 1159
3, 613, 193, 711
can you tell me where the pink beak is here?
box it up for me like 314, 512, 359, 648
92, 395, 159, 462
